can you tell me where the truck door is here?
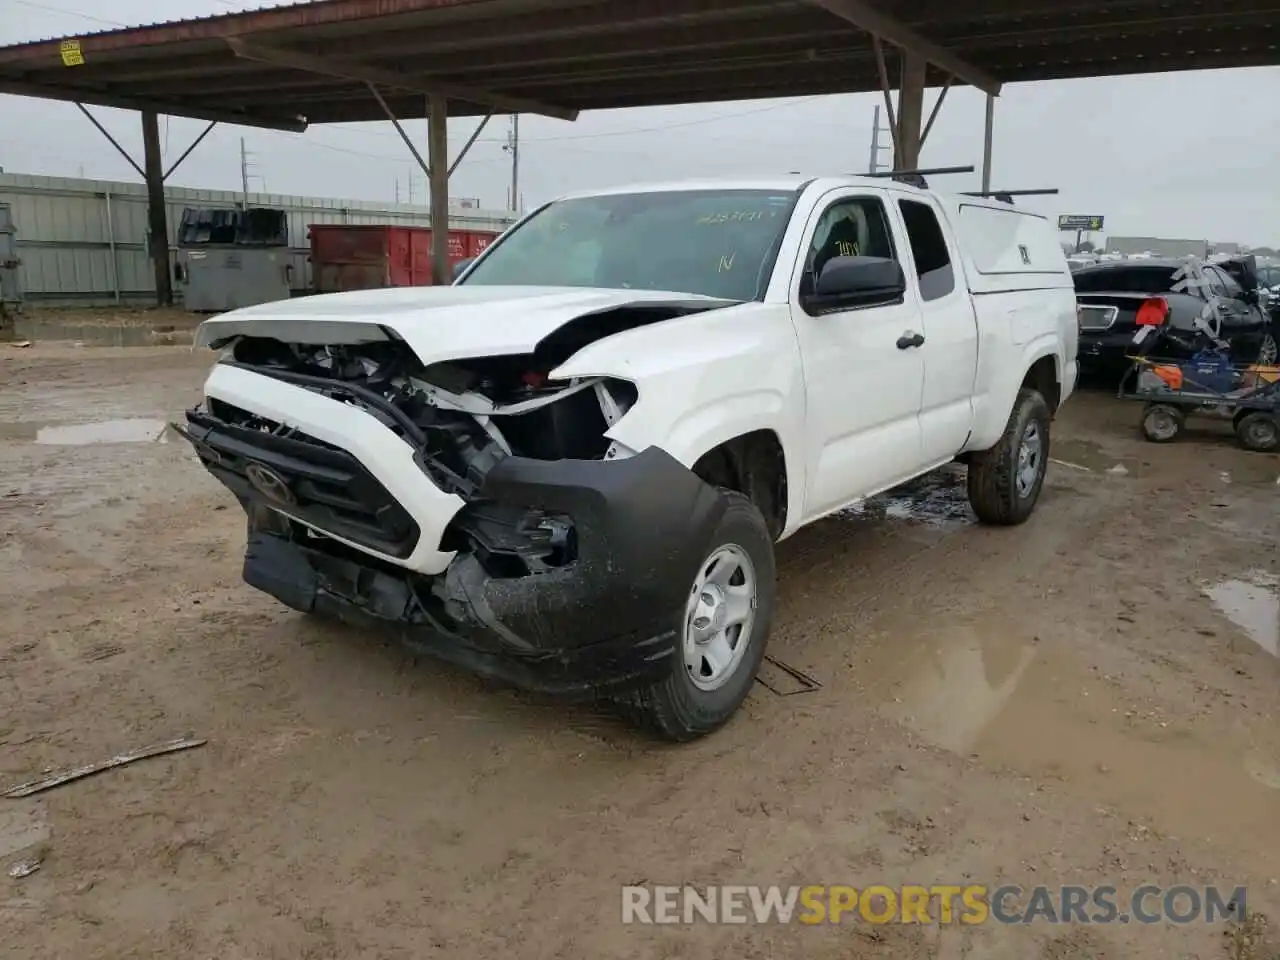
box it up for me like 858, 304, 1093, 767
787, 189, 926, 519
895, 196, 979, 460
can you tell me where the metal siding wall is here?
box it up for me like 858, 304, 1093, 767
1104, 236, 1209, 259
0, 172, 517, 305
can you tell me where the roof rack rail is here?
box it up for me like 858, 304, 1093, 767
959, 188, 1060, 205
864, 165, 975, 189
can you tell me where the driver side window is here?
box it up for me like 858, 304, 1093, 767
805, 197, 899, 288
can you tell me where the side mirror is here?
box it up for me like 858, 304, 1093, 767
805, 255, 905, 313
452, 258, 474, 282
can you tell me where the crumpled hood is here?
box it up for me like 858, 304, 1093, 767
194, 285, 730, 365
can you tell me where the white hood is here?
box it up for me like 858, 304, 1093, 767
194, 285, 729, 366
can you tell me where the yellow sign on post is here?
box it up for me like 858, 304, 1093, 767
59, 40, 84, 67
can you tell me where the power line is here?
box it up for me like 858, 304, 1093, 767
506, 96, 828, 142
8, 0, 128, 27
270, 130, 512, 168
265, 94, 832, 170
327, 95, 829, 146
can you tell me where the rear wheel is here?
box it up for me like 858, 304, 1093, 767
1235, 411, 1280, 453
1258, 332, 1278, 366
966, 388, 1051, 526
1141, 403, 1186, 443
613, 492, 776, 742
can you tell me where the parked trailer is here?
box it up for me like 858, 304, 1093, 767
308, 224, 499, 293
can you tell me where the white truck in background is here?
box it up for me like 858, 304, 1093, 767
177, 175, 1078, 741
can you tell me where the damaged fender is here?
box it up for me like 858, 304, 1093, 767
439, 446, 729, 653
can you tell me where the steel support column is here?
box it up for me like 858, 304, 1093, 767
895, 52, 926, 171
141, 111, 173, 307
981, 94, 995, 192
427, 95, 450, 286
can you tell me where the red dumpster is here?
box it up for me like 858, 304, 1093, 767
466, 231, 496, 258
308, 224, 499, 292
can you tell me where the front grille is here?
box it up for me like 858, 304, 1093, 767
184, 405, 420, 559
1077, 304, 1119, 331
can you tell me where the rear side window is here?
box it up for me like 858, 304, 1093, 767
1208, 267, 1241, 298
1072, 266, 1182, 295
898, 199, 955, 301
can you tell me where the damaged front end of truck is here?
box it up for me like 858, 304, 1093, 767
175, 300, 733, 695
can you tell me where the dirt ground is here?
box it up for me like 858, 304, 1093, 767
1, 343, 1277, 960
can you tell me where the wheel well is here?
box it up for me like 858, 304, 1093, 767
1023, 356, 1061, 413
690, 430, 788, 540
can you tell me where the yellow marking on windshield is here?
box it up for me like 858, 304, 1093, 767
718, 252, 737, 273
836, 240, 859, 257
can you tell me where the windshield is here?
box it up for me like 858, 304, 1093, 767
459, 189, 799, 300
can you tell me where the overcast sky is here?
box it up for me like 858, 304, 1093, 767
2, 0, 1278, 245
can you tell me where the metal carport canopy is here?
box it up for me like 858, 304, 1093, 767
1, 0, 1276, 294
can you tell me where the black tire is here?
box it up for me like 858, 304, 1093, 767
966, 387, 1051, 526
1235, 411, 1280, 453
612, 491, 776, 742
1141, 403, 1185, 444
1258, 331, 1278, 367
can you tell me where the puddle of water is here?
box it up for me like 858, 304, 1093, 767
840, 467, 975, 528
1205, 571, 1280, 657
1051, 438, 1112, 472
28, 419, 171, 446
12, 318, 196, 347
1052, 438, 1133, 476
881, 626, 1036, 754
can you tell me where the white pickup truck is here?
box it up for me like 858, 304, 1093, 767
178, 175, 1077, 741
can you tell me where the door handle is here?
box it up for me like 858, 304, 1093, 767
897, 331, 926, 350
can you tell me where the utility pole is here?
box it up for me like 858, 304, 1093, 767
868, 105, 892, 174
503, 114, 520, 212
239, 137, 251, 206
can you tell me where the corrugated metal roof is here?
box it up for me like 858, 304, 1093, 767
0, 0, 1277, 130
2, 0, 330, 48
1, 0, 374, 52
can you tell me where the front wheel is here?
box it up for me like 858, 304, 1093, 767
1141, 403, 1185, 443
613, 492, 776, 742
966, 388, 1052, 526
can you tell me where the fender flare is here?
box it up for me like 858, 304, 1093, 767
608, 389, 806, 535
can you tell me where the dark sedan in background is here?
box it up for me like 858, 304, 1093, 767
1073, 257, 1277, 373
